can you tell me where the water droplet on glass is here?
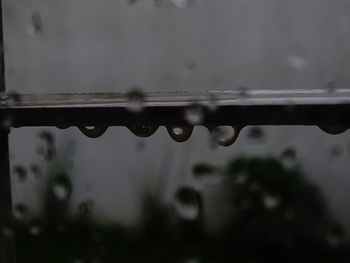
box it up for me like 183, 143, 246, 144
29, 222, 42, 236
329, 145, 343, 159
233, 171, 247, 185
327, 235, 341, 247
30, 164, 41, 179
185, 104, 203, 125
281, 147, 297, 168
171, 0, 194, 8
126, 88, 145, 113
174, 186, 200, 221
192, 163, 222, 186
263, 194, 280, 210
78, 201, 93, 215
326, 81, 336, 93
13, 165, 27, 182
136, 140, 146, 153
246, 127, 265, 144
284, 209, 296, 220
0, 226, 14, 239
287, 53, 307, 70
13, 203, 28, 221
52, 177, 72, 201
25, 13, 43, 37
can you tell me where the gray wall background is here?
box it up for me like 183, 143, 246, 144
3, 0, 350, 233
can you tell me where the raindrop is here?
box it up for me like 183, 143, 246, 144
237, 85, 249, 97
128, 124, 158, 138
326, 81, 336, 93
29, 222, 42, 236
207, 94, 218, 112
246, 127, 265, 144
167, 126, 193, 142
287, 53, 307, 70
30, 164, 41, 179
52, 176, 72, 201
192, 163, 222, 186
281, 147, 297, 168
78, 201, 93, 215
284, 209, 296, 221
13, 165, 27, 182
171, 0, 194, 8
174, 186, 200, 221
13, 203, 28, 221
185, 104, 203, 125
327, 235, 341, 248
0, 226, 14, 239
25, 13, 43, 37
136, 140, 146, 153
329, 145, 343, 159
209, 126, 239, 148
263, 194, 280, 210
233, 171, 247, 185
126, 88, 146, 113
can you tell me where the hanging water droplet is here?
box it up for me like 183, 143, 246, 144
174, 186, 200, 221
126, 88, 145, 113
13, 165, 27, 182
209, 126, 239, 148
167, 126, 193, 142
13, 203, 28, 221
263, 194, 280, 210
185, 104, 203, 125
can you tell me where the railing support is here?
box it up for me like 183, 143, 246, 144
0, 0, 16, 262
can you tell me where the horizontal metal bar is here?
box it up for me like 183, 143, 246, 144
0, 90, 349, 128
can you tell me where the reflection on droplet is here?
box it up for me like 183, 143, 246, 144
174, 186, 200, 221
185, 104, 203, 125
126, 88, 145, 113
263, 194, 280, 210
13, 203, 28, 221
13, 165, 27, 182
